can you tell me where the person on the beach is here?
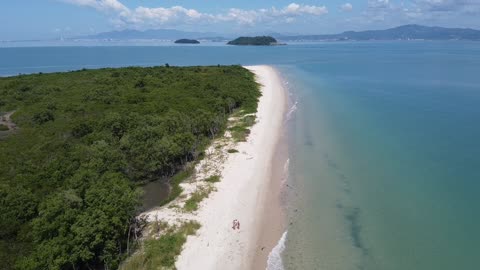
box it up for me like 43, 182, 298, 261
232, 219, 238, 230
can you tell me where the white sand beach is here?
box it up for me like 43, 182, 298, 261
142, 65, 287, 269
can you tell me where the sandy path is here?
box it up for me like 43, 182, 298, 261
0, 111, 17, 131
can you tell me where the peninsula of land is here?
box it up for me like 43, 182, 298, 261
0, 65, 263, 269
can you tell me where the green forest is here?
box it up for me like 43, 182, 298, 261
0, 65, 260, 269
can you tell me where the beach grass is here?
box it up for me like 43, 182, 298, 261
229, 125, 251, 142
227, 149, 239, 153
204, 175, 221, 183
184, 185, 215, 212
242, 115, 256, 126
229, 115, 256, 142
149, 219, 169, 235
121, 221, 201, 270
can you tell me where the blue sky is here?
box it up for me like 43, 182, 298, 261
1, 0, 479, 40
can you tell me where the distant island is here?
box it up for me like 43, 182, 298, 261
174, 39, 200, 44
227, 36, 282, 46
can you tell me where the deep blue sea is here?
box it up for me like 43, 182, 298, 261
1, 42, 480, 270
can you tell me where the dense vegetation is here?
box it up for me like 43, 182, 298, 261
0, 65, 260, 269
174, 39, 200, 44
227, 36, 278, 46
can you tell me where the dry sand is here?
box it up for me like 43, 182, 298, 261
142, 65, 287, 270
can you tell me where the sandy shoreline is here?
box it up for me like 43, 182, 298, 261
250, 66, 289, 270
142, 65, 287, 269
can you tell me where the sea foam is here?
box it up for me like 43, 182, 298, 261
281, 158, 290, 186
285, 101, 298, 122
266, 230, 288, 270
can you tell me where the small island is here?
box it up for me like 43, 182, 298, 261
227, 36, 283, 46
174, 39, 200, 44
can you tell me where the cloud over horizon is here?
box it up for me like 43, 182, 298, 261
51, 0, 480, 37
62, 0, 328, 29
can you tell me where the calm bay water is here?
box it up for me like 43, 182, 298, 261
1, 42, 480, 269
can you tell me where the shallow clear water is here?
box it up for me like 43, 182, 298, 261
278, 44, 480, 269
2, 42, 480, 269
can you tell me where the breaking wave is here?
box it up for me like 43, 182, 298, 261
266, 230, 288, 270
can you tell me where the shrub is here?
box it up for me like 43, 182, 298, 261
134, 79, 145, 89
72, 123, 93, 138
32, 110, 54, 124
19, 85, 31, 92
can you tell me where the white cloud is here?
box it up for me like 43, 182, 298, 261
341, 3, 353, 12
282, 3, 328, 15
123, 6, 214, 25
218, 8, 260, 25
215, 3, 328, 25
61, 0, 328, 28
62, 0, 128, 12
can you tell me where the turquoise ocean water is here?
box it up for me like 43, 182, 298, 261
1, 42, 480, 269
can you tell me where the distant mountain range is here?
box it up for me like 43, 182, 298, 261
76, 29, 224, 41
74, 25, 480, 42
279, 25, 480, 41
